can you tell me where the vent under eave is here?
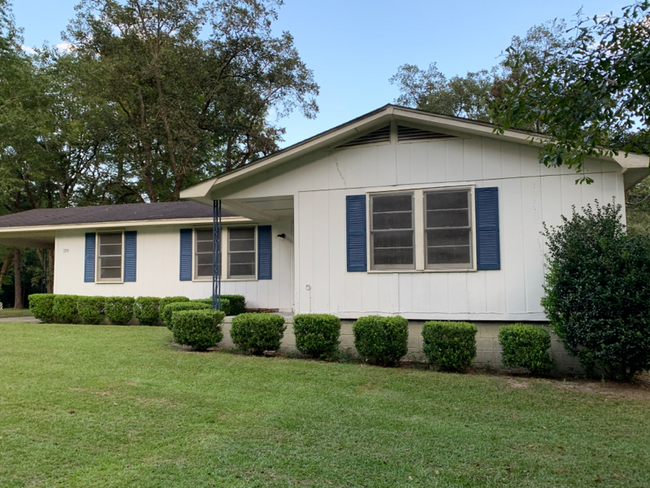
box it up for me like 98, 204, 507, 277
397, 125, 454, 142
337, 125, 391, 148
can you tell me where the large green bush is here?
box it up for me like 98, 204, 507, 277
353, 315, 408, 367
171, 309, 225, 351
421, 321, 477, 371
134, 297, 161, 326
162, 302, 210, 328
230, 313, 286, 355
52, 295, 78, 323
499, 324, 553, 375
159, 296, 189, 314
28, 294, 56, 323
293, 314, 340, 358
77, 296, 105, 325
191, 297, 231, 316
542, 201, 650, 379
105, 297, 135, 325
221, 295, 246, 315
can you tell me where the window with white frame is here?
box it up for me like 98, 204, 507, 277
228, 227, 256, 279
195, 229, 213, 278
97, 232, 123, 281
369, 187, 474, 271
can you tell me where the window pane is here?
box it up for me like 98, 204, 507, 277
373, 194, 412, 213
230, 264, 255, 277
197, 264, 213, 277
426, 191, 468, 210
197, 254, 213, 266
196, 241, 213, 253
99, 233, 122, 245
373, 212, 412, 230
230, 239, 255, 252
100, 267, 122, 279
426, 210, 469, 228
374, 248, 413, 266
196, 229, 212, 241
230, 227, 255, 240
373, 231, 413, 249
99, 244, 122, 256
100, 256, 122, 268
230, 253, 255, 265
428, 246, 471, 265
426, 229, 470, 247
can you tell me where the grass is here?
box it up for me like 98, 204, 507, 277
0, 308, 34, 318
1, 323, 649, 487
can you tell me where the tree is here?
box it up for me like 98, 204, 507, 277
541, 201, 650, 379
65, 0, 319, 202
494, 2, 650, 178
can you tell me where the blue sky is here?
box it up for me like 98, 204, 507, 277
13, 0, 622, 147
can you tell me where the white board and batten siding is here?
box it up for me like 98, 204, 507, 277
53, 221, 294, 311
224, 134, 625, 321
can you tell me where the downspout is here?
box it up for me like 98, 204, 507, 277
212, 199, 222, 311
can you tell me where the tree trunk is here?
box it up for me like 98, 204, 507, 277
13, 248, 23, 309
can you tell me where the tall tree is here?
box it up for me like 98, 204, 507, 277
65, 0, 319, 202
493, 2, 650, 177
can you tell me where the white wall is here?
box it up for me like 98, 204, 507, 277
223, 135, 625, 321
53, 221, 294, 311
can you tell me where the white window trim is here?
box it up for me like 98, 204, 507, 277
191, 226, 260, 282
96, 231, 124, 283
367, 185, 477, 273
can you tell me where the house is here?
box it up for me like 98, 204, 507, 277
0, 104, 647, 368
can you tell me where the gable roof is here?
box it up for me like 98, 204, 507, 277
0, 201, 230, 229
181, 104, 649, 203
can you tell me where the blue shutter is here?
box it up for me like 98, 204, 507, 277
180, 229, 192, 281
346, 195, 367, 272
257, 225, 272, 280
124, 231, 137, 282
475, 187, 501, 270
84, 233, 96, 282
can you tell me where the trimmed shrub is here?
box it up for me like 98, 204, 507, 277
422, 321, 477, 371
293, 314, 340, 358
230, 313, 286, 355
353, 315, 408, 367
162, 302, 211, 328
171, 309, 225, 351
191, 297, 231, 316
499, 324, 553, 375
105, 297, 135, 325
52, 295, 79, 323
29, 294, 56, 323
134, 297, 161, 326
77, 296, 105, 325
159, 296, 190, 314
542, 201, 650, 379
222, 294, 246, 315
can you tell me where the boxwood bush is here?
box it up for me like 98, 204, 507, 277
134, 297, 161, 326
159, 296, 189, 314
105, 297, 135, 325
499, 324, 553, 375
52, 295, 79, 323
162, 302, 211, 328
231, 313, 286, 355
28, 294, 56, 323
171, 309, 225, 351
77, 296, 104, 325
422, 321, 477, 371
222, 295, 246, 315
353, 315, 408, 367
293, 314, 340, 358
191, 297, 231, 316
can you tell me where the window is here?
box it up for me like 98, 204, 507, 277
369, 188, 474, 271
425, 189, 472, 269
370, 193, 414, 269
195, 229, 213, 278
97, 232, 123, 281
228, 227, 256, 279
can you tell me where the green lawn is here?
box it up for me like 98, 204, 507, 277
0, 308, 34, 318
1, 323, 648, 487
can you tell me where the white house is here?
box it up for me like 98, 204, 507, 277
0, 105, 647, 322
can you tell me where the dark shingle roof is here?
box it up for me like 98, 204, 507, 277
0, 201, 232, 229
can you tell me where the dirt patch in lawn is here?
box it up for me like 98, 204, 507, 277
555, 373, 650, 400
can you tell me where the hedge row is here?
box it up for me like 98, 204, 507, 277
28, 293, 245, 326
